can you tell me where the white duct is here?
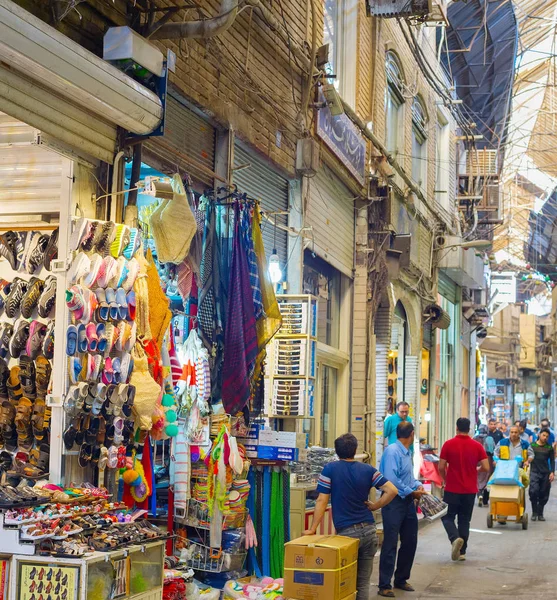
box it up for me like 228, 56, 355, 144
0, 0, 163, 135
150, 0, 239, 40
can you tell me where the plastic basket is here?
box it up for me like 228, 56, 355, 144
183, 498, 247, 531
182, 540, 246, 573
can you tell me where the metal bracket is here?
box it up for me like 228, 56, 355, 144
46, 394, 64, 408
51, 258, 69, 273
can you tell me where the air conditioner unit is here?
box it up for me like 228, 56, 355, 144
367, 0, 429, 18
461, 149, 499, 177
423, 0, 449, 24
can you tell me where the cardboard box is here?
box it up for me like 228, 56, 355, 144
489, 484, 521, 503
259, 429, 307, 449
257, 445, 299, 461
284, 535, 358, 600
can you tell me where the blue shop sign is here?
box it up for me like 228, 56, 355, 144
317, 102, 366, 185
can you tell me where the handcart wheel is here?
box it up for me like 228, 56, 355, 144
522, 513, 528, 530
487, 514, 493, 529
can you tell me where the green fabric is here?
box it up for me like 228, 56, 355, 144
270, 470, 285, 578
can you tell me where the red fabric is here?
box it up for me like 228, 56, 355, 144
143, 338, 163, 384
420, 460, 443, 487
166, 486, 174, 556
440, 434, 488, 494
122, 479, 135, 508
138, 436, 154, 510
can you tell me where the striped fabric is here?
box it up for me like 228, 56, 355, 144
172, 422, 191, 509
240, 206, 264, 320
177, 259, 194, 302
317, 473, 332, 492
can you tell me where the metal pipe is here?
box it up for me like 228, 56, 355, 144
150, 0, 239, 40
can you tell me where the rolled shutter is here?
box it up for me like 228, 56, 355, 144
0, 66, 117, 165
404, 355, 419, 411
0, 112, 65, 217
144, 93, 216, 189
307, 165, 355, 277
438, 272, 459, 303
374, 304, 392, 463
233, 144, 289, 267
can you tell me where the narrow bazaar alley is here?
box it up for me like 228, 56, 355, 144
378, 499, 557, 599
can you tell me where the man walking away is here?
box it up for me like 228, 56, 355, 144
384, 402, 412, 448
487, 418, 503, 445
473, 424, 495, 506
305, 433, 398, 600
439, 418, 490, 561
378, 422, 426, 598
529, 428, 555, 521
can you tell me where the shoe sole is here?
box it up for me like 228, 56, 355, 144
451, 538, 464, 561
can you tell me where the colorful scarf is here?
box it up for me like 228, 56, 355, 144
222, 206, 259, 415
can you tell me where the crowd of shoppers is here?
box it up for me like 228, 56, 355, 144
306, 412, 556, 598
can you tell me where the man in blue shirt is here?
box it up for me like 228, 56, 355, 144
378, 421, 425, 597
383, 402, 413, 449
305, 433, 397, 600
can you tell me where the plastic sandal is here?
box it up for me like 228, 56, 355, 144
115, 288, 128, 320
66, 325, 78, 356
126, 291, 136, 321
94, 288, 110, 323
104, 288, 119, 321
110, 224, 130, 259
86, 323, 98, 352
96, 323, 107, 353
77, 324, 87, 354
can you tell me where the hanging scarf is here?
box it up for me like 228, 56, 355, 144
222, 205, 258, 415
240, 205, 264, 320
252, 207, 282, 384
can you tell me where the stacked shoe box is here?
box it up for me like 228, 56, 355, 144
265, 295, 317, 419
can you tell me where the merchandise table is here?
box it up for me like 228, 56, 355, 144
9, 540, 164, 600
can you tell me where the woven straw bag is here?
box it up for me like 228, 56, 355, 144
130, 343, 162, 430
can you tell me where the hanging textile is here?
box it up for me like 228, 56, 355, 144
198, 201, 225, 399
252, 206, 282, 384
172, 422, 191, 510
145, 249, 172, 351
222, 204, 258, 415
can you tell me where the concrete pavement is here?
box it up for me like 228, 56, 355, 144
370, 491, 557, 598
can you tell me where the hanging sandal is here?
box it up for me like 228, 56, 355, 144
35, 356, 52, 398
15, 398, 33, 433
18, 356, 36, 399
7, 366, 23, 404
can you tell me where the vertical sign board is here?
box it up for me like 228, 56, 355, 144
316, 99, 366, 185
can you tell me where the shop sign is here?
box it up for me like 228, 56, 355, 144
316, 100, 366, 185
18, 563, 79, 600
491, 271, 516, 304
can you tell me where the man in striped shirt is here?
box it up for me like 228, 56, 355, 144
305, 433, 398, 600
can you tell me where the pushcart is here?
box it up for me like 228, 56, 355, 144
487, 483, 528, 530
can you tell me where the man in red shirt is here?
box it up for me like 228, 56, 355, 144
439, 418, 490, 561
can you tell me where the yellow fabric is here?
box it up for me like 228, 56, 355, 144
500, 445, 510, 460
130, 343, 162, 430
252, 207, 282, 384
133, 251, 152, 340
145, 248, 172, 351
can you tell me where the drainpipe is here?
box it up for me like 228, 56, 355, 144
150, 0, 240, 40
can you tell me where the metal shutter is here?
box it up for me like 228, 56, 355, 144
307, 165, 355, 277
0, 112, 64, 218
145, 93, 215, 188
404, 355, 419, 412
438, 272, 458, 303
0, 67, 117, 165
374, 304, 392, 463
233, 144, 289, 267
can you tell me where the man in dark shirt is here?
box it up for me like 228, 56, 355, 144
306, 433, 397, 600
529, 428, 555, 521
439, 418, 490, 561
487, 418, 503, 445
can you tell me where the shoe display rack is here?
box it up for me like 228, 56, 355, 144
0, 222, 70, 483
264, 295, 317, 419
8, 539, 164, 600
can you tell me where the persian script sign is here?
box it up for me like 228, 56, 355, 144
316, 100, 366, 185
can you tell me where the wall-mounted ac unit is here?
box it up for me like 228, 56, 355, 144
460, 149, 499, 177
367, 0, 429, 18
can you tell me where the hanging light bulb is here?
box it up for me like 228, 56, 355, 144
268, 213, 282, 283
269, 250, 283, 284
